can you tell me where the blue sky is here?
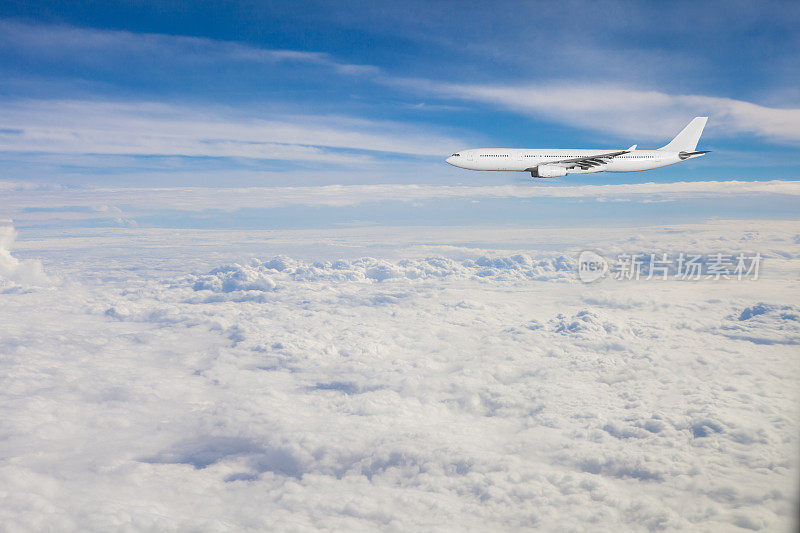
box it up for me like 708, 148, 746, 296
1, 0, 799, 189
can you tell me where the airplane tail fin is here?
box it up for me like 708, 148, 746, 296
658, 117, 708, 152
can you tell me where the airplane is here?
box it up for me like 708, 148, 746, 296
446, 117, 709, 178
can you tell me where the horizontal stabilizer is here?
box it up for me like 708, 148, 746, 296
678, 150, 711, 160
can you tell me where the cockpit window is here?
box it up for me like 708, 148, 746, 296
451, 153, 460, 157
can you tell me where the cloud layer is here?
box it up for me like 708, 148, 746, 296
3, 180, 799, 215
0, 221, 797, 530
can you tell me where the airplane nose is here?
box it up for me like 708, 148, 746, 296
446, 156, 455, 166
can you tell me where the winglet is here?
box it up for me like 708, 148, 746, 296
627, 144, 637, 150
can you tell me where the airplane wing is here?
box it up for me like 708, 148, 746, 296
550, 150, 629, 170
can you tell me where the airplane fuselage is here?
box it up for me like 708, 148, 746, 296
445, 117, 710, 178
446, 148, 682, 174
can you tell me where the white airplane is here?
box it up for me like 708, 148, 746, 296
446, 117, 709, 177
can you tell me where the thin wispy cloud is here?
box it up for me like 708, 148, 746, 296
6, 18, 798, 147
0, 19, 379, 76
396, 80, 800, 145
2, 15, 799, 186
4, 181, 798, 215
0, 100, 463, 160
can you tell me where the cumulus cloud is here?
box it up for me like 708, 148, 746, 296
717, 302, 800, 345
192, 263, 278, 293
0, 225, 51, 289
0, 221, 797, 531
182, 253, 575, 297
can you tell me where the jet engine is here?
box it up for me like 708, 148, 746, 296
533, 165, 568, 178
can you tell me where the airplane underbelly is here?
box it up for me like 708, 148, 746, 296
480, 162, 513, 171
607, 160, 648, 172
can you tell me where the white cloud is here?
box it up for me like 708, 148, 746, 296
399, 80, 800, 144
0, 21, 465, 163
0, 225, 51, 289
0, 19, 378, 76
183, 252, 574, 293
193, 263, 278, 293
0, 220, 797, 530
3, 18, 797, 162
2, 181, 798, 227
0, 99, 463, 160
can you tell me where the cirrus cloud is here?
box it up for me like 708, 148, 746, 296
397, 79, 800, 144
